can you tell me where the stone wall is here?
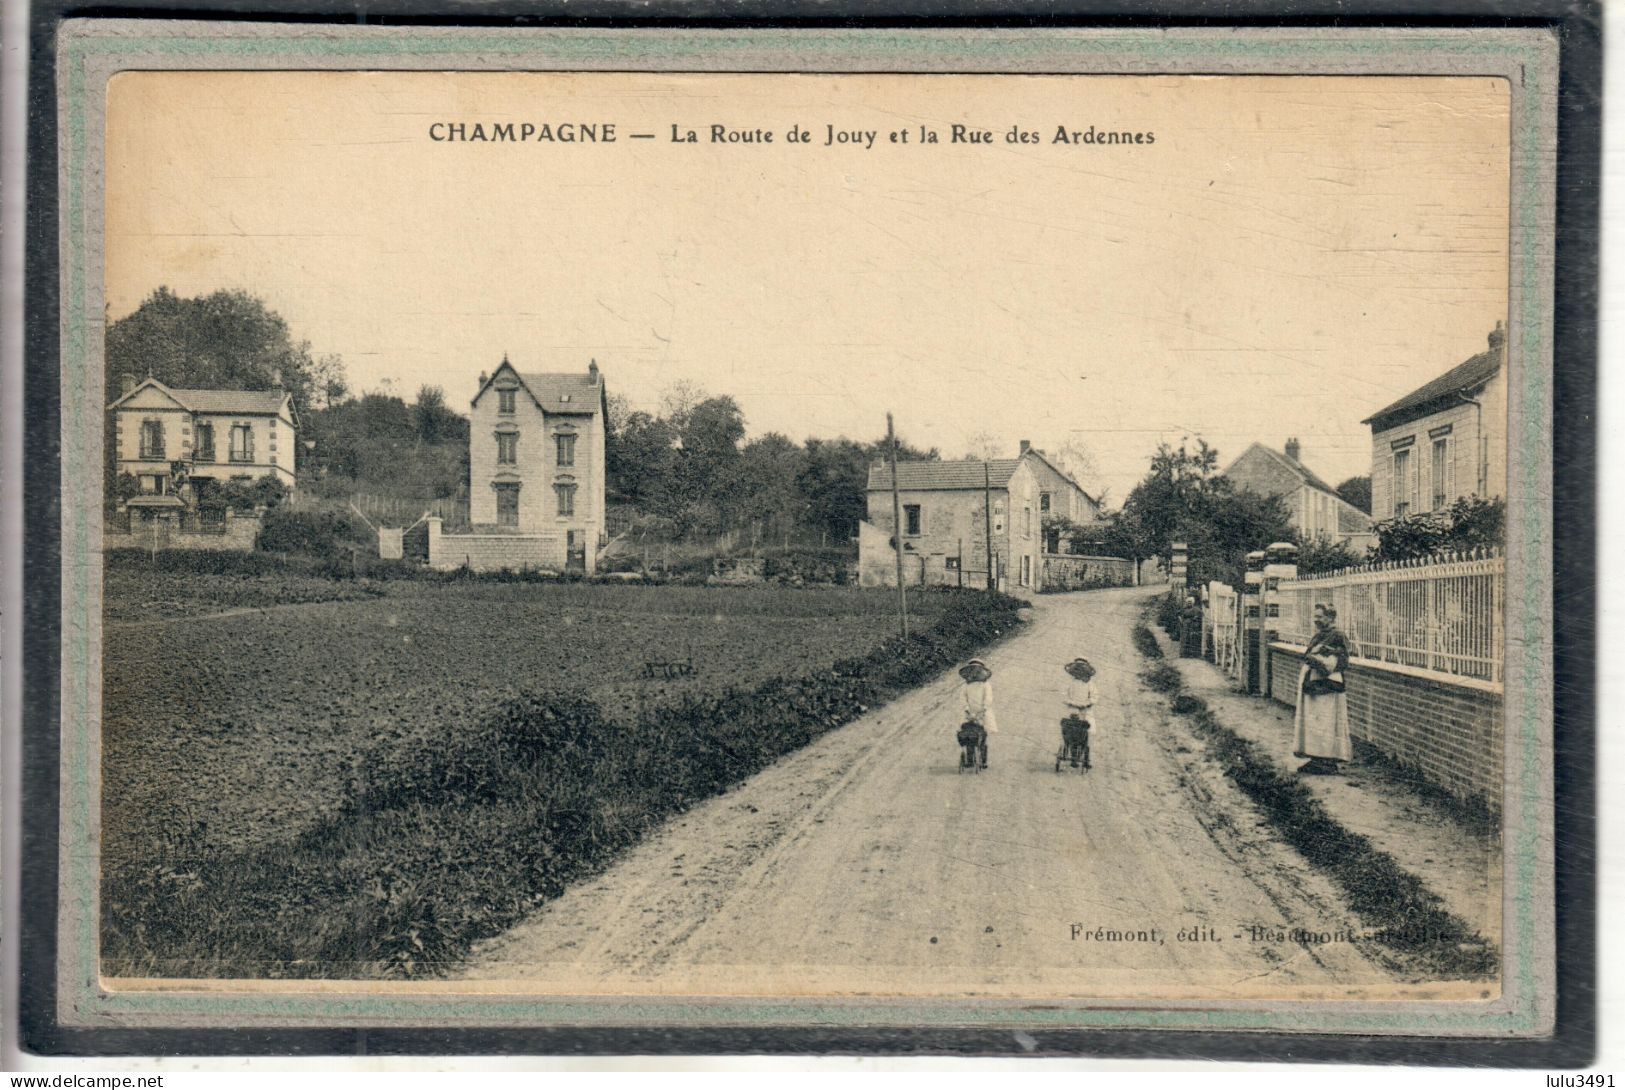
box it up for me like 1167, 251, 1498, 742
103, 509, 261, 552
425, 516, 566, 572
1040, 553, 1136, 590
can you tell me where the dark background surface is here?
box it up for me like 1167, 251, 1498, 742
19, 0, 1600, 1063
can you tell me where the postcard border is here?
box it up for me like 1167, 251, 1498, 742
19, 14, 1592, 1059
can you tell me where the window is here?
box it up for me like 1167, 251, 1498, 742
945, 556, 960, 571
1021, 555, 1032, 587
139, 473, 163, 495
1392, 448, 1413, 517
194, 422, 215, 462
1040, 492, 1051, 513
1431, 437, 1451, 510
498, 388, 516, 414
139, 419, 164, 460
495, 483, 520, 526
229, 424, 254, 464
554, 482, 577, 518
1025, 506, 1032, 539
903, 504, 921, 536
555, 433, 576, 467
496, 432, 518, 465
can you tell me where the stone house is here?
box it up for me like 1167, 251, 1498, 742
1363, 324, 1507, 521
107, 375, 298, 499
429, 357, 606, 573
859, 442, 1101, 591
1219, 439, 1375, 552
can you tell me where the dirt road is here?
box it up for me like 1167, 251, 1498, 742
459, 587, 1405, 999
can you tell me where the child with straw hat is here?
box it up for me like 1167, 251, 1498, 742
958, 658, 996, 769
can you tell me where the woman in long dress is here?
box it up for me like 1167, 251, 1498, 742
1293, 604, 1353, 775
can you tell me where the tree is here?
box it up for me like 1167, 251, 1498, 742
1293, 535, 1367, 575
608, 410, 679, 508
105, 287, 329, 415
310, 353, 349, 410
963, 431, 1003, 460
1110, 439, 1292, 585
412, 385, 463, 446
1335, 475, 1372, 515
726, 433, 809, 540
1370, 496, 1504, 562
799, 438, 871, 543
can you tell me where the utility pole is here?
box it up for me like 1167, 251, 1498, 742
983, 460, 996, 593
886, 413, 909, 638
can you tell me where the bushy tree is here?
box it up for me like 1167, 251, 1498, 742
106, 287, 339, 416
1109, 439, 1293, 585
1294, 535, 1368, 575
303, 391, 468, 500
1371, 496, 1505, 562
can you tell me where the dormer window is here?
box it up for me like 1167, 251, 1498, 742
498, 389, 516, 414
560, 393, 572, 404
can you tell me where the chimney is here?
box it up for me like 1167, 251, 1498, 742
1285, 437, 1301, 462
1488, 320, 1506, 351
1019, 439, 1031, 455
119, 373, 137, 398
478, 371, 489, 388
588, 359, 600, 381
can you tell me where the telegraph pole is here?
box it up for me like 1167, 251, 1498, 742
886, 413, 909, 639
983, 460, 996, 593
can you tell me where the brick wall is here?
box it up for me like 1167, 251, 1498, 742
426, 518, 564, 572
1269, 643, 1502, 812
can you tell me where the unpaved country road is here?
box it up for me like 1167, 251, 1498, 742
459, 587, 1408, 1000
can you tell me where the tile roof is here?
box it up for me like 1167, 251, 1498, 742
1277, 450, 1337, 496
168, 388, 289, 416
866, 458, 1021, 492
518, 371, 604, 414
1363, 344, 1503, 427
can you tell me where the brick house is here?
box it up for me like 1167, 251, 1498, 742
1363, 324, 1507, 521
858, 441, 1101, 591
1219, 439, 1375, 552
434, 356, 606, 573
107, 375, 298, 499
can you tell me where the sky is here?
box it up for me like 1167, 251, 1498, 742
104, 71, 1511, 504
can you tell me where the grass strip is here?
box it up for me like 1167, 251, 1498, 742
103, 590, 1028, 979
1132, 613, 1498, 980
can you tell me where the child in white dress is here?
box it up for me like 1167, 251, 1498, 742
958, 659, 996, 769
1062, 658, 1096, 770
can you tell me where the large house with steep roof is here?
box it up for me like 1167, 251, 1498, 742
107, 375, 299, 500
1363, 324, 1507, 521
445, 356, 607, 572
1220, 439, 1375, 552
858, 441, 1102, 591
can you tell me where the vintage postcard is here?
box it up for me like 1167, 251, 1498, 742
49, 23, 1559, 1038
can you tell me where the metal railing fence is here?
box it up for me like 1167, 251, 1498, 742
1272, 550, 1504, 685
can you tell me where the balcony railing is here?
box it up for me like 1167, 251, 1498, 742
229, 450, 256, 464
195, 447, 216, 463
138, 445, 165, 461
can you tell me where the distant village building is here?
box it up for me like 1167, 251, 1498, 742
858, 441, 1103, 591
1363, 324, 1507, 521
1219, 439, 1374, 552
424, 357, 607, 573
107, 375, 299, 500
